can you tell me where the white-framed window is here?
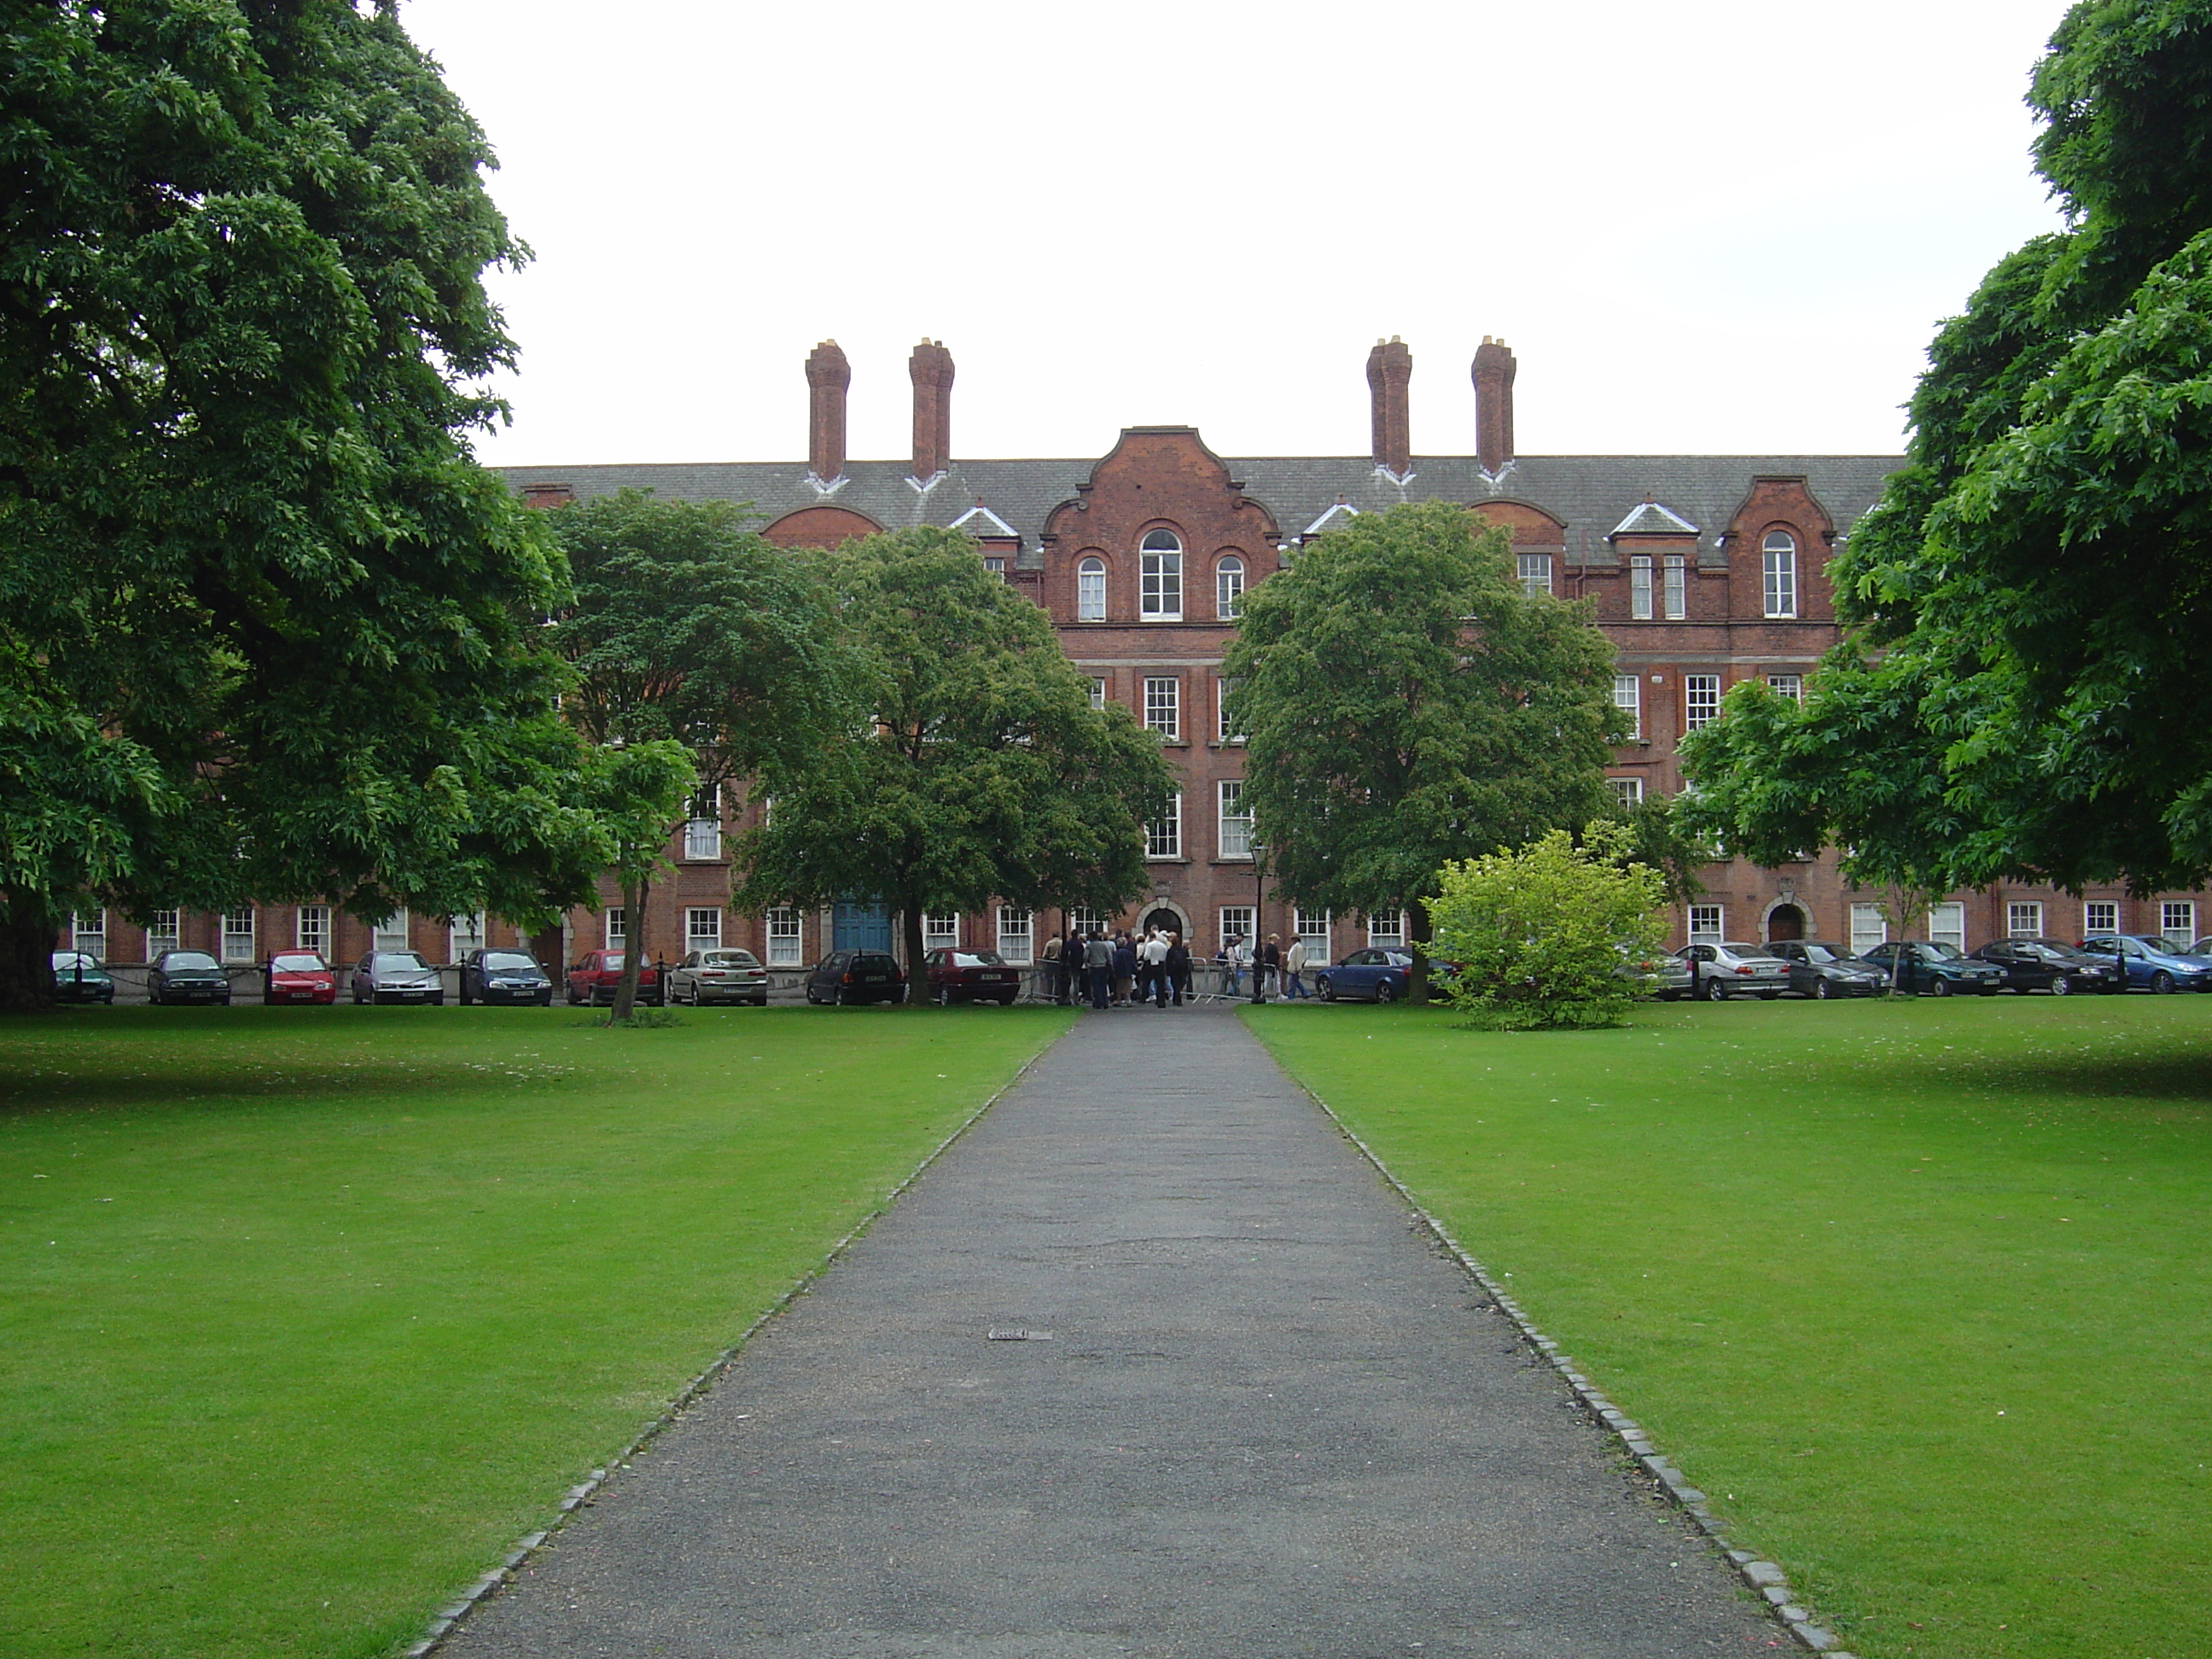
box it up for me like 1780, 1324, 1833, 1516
982, 555, 1006, 579
1077, 557, 1106, 622
1146, 794, 1182, 859
923, 912, 959, 949
2007, 901, 2044, 939
1928, 901, 1965, 951
219, 911, 256, 963
1219, 677, 1245, 743
2083, 899, 2118, 936
1218, 779, 1253, 859
1613, 673, 1641, 739
1067, 906, 1110, 937
1629, 555, 1654, 620
1767, 672, 1803, 703
1685, 674, 1721, 731
1139, 529, 1182, 620
1688, 905, 1723, 944
1762, 531, 1798, 619
1087, 676, 1107, 711
1215, 556, 1245, 620
765, 906, 803, 967
996, 909, 1033, 964
684, 784, 721, 859
72, 910, 107, 960
1663, 555, 1686, 620
1366, 910, 1405, 947
1144, 676, 1180, 740
603, 908, 625, 948
147, 909, 181, 958
449, 911, 486, 961
1295, 907, 1330, 947
295, 905, 329, 955
1219, 905, 1255, 951
374, 910, 410, 953
1850, 903, 1889, 955
2162, 901, 2196, 944
1516, 551, 1553, 597
686, 907, 723, 950
1610, 777, 1644, 811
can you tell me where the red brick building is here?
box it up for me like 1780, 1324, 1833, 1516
84, 336, 2207, 975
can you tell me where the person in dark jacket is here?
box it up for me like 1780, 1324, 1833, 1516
1260, 934, 1283, 1001
1112, 933, 1137, 1004
1164, 933, 1190, 1006
1085, 932, 1112, 1010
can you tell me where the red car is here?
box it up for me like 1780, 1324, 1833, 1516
264, 951, 336, 1005
922, 947, 1023, 1005
565, 949, 663, 1007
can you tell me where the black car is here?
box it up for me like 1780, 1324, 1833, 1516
148, 949, 232, 1005
1859, 940, 2005, 996
1970, 938, 2122, 996
350, 950, 445, 1005
1765, 939, 1888, 998
803, 950, 906, 1006
49, 951, 115, 1004
457, 947, 554, 1005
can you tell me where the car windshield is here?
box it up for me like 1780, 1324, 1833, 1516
1797, 944, 1845, 963
165, 952, 219, 969
51, 952, 99, 969
1922, 942, 1964, 958
951, 951, 1006, 968
597, 952, 625, 969
701, 951, 759, 967
371, 952, 430, 971
480, 952, 538, 970
1718, 942, 1769, 956
270, 953, 324, 972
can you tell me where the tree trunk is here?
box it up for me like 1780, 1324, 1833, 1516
0, 887, 58, 1015
1407, 895, 1434, 1006
900, 901, 925, 1007
613, 871, 647, 1020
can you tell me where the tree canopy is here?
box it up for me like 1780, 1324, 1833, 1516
738, 527, 1177, 990
1682, 0, 2212, 895
1222, 499, 1624, 1002
0, 1, 619, 1010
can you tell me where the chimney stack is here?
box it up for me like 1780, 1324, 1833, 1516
1471, 336, 1516, 475
1366, 336, 1412, 477
805, 340, 851, 484
909, 339, 954, 482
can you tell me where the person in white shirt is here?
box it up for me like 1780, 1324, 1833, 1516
1140, 928, 1171, 1007
1284, 936, 1312, 999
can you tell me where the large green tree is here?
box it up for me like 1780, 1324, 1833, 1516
543, 490, 853, 1019
0, 0, 621, 1010
1682, 0, 2212, 894
1223, 500, 1625, 1004
739, 527, 1176, 993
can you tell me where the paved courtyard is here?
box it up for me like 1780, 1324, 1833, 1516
445, 1007, 1780, 1658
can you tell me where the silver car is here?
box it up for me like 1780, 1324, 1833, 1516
667, 947, 770, 1007
1674, 940, 1791, 1001
351, 950, 445, 1005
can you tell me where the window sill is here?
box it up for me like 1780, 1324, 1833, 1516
1145, 856, 1192, 865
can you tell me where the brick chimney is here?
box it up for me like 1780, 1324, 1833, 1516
910, 339, 954, 482
520, 483, 573, 509
1366, 336, 1412, 477
1471, 336, 1516, 474
805, 340, 850, 484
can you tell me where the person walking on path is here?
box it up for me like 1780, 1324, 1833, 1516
1141, 928, 1171, 1007
1083, 931, 1111, 1010
1042, 931, 1064, 1005
1259, 934, 1282, 1002
1164, 930, 1190, 1005
1218, 935, 1244, 996
1111, 932, 1137, 1005
1283, 935, 1312, 999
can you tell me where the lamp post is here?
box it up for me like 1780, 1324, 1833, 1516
1249, 840, 1268, 1006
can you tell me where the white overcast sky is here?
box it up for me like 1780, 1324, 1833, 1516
399, 0, 2078, 468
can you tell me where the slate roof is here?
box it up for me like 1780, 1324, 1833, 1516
498, 448, 1903, 574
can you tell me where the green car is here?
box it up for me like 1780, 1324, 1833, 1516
49, 951, 114, 1004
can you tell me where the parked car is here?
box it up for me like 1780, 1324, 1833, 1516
263, 951, 335, 1005
1858, 940, 2006, 996
1673, 940, 1790, 1000
2195, 936, 2212, 958
2079, 934, 2212, 994
1314, 947, 1417, 1003
148, 949, 232, 1006
666, 947, 770, 1007
922, 947, 1022, 1005
565, 949, 662, 1007
351, 949, 445, 1005
1765, 940, 1888, 999
1617, 946, 1695, 1000
49, 951, 114, 1005
458, 948, 553, 1006
1970, 938, 2122, 996
803, 950, 906, 1006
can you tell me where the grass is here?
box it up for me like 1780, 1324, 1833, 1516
0, 1003, 1072, 1659
1245, 994, 2212, 1659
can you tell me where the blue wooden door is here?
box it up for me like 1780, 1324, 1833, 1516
833, 902, 892, 952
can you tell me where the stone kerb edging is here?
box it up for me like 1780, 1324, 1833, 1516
1283, 1069, 1859, 1659
403, 1039, 1062, 1658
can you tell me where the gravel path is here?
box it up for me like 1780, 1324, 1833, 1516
443, 1005, 1779, 1658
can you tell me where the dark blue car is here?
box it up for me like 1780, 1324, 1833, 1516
2081, 934, 2212, 993
1314, 947, 1414, 1003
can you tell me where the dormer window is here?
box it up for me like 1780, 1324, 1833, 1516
1140, 530, 1183, 620
1077, 557, 1106, 621
1215, 555, 1245, 620
1762, 531, 1798, 618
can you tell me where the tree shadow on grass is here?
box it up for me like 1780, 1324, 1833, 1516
0, 1061, 576, 1116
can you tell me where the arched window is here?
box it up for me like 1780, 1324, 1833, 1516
1077, 556, 1106, 622
1761, 530, 1798, 618
1215, 555, 1245, 620
1140, 529, 1183, 620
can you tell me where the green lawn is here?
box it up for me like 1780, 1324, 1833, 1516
1246, 995, 2212, 1659
0, 1004, 1071, 1659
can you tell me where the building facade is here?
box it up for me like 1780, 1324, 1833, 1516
90, 336, 2209, 973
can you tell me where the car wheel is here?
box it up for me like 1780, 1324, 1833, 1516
565, 987, 581, 1006
2047, 975, 2071, 996
1374, 978, 1398, 1004
2152, 969, 2177, 995
1930, 977, 1952, 997
1316, 975, 1335, 1001
1703, 978, 1728, 1001
1813, 978, 1832, 1000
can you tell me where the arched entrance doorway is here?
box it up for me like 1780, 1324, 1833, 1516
1766, 902, 1807, 942
1143, 902, 1191, 942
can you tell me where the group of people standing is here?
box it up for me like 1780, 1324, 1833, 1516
1038, 927, 1316, 1008
1216, 934, 1313, 1001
